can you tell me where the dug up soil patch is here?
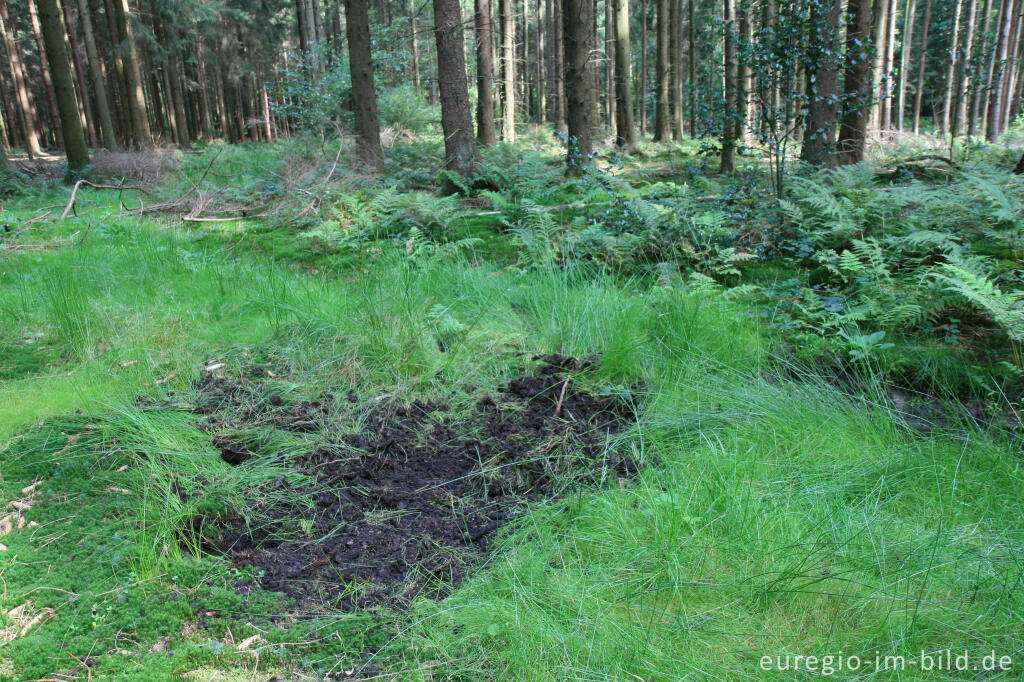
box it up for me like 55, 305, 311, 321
195, 355, 636, 612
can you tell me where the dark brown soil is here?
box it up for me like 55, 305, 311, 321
195, 355, 635, 612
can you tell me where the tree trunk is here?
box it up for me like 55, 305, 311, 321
344, 0, 384, 168
433, 0, 480, 191
970, 0, 993, 135
941, 0, 963, 134
669, 0, 683, 139
720, 0, 736, 173
606, 0, 616, 136
801, 0, 842, 166
537, 0, 546, 121
0, 0, 43, 156
26, 0, 61, 147
868, 0, 890, 132
956, 0, 979, 135
500, 0, 516, 140
738, 2, 752, 144
114, 0, 153, 147
553, 0, 567, 130
912, 0, 932, 134
563, 0, 594, 170
62, 0, 96, 147
880, 0, 897, 130
897, 0, 916, 132
687, 0, 695, 134
986, 0, 1014, 140
837, 0, 874, 163
613, 0, 636, 150
476, 0, 498, 144
36, 0, 89, 170
653, 0, 669, 140
639, 0, 647, 133
1000, 0, 1023, 131
76, 0, 117, 149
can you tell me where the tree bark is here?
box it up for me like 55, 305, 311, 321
970, 0, 993, 135
639, 0, 647, 133
897, 0, 916, 132
345, 0, 384, 168
911, 0, 932, 134
614, 0, 636, 150
606, 0, 616, 135
1000, 0, 1023, 130
880, 0, 898, 130
553, 0, 567, 130
653, 0, 669, 140
0, 0, 43, 156
537, 0, 545, 121
433, 0, 480, 191
114, 0, 153, 147
868, 0, 890, 132
476, 0, 498, 144
26, 0, 62, 147
500, 0, 516, 141
801, 0, 842, 166
941, 0, 964, 134
76, 0, 117, 149
720, 0, 736, 173
837, 0, 874, 163
955, 0, 979, 135
61, 0, 96, 147
986, 0, 1014, 140
669, 0, 682, 139
738, 1, 752, 144
563, 0, 593, 170
37, 0, 89, 170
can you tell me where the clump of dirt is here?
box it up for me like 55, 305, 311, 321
199, 355, 636, 612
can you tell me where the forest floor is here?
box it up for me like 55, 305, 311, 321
0, 139, 1022, 680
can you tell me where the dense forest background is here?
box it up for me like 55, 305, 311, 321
2, 0, 1024, 176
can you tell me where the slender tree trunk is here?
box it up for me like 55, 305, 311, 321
27, 0, 62, 147
869, 0, 890, 132
0, 106, 7, 168
476, 0, 498, 144
37, 0, 89, 170
553, 0, 567, 130
639, 0, 647, 133
970, 0, 993, 135
0, 0, 43, 155
563, 0, 594, 170
838, 0, 874, 163
881, 0, 898, 130
1000, 0, 1023, 130
613, 0, 636, 149
500, 0, 516, 140
670, 0, 683, 138
941, 0, 964, 134
61, 0, 96, 147
687, 0, 695, 134
738, 1, 751, 145
956, 0, 979, 134
76, 0, 117, 148
344, 0, 383, 168
537, 0, 546, 121
114, 0, 153, 147
433, 0, 480, 191
987, 0, 1014, 140
721, 0, 737, 172
607, 0, 616, 136
801, 0, 842, 165
897, 0, 916, 132
912, 0, 933, 134
653, 0, 669, 140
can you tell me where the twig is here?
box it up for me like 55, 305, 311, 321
554, 372, 573, 418
60, 181, 149, 219
181, 214, 267, 223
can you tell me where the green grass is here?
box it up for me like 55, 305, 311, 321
0, 143, 1021, 680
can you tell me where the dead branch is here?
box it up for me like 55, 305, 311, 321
61, 181, 150, 220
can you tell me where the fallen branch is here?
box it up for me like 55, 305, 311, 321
181, 214, 267, 223
554, 372, 573, 418
61, 180, 149, 219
